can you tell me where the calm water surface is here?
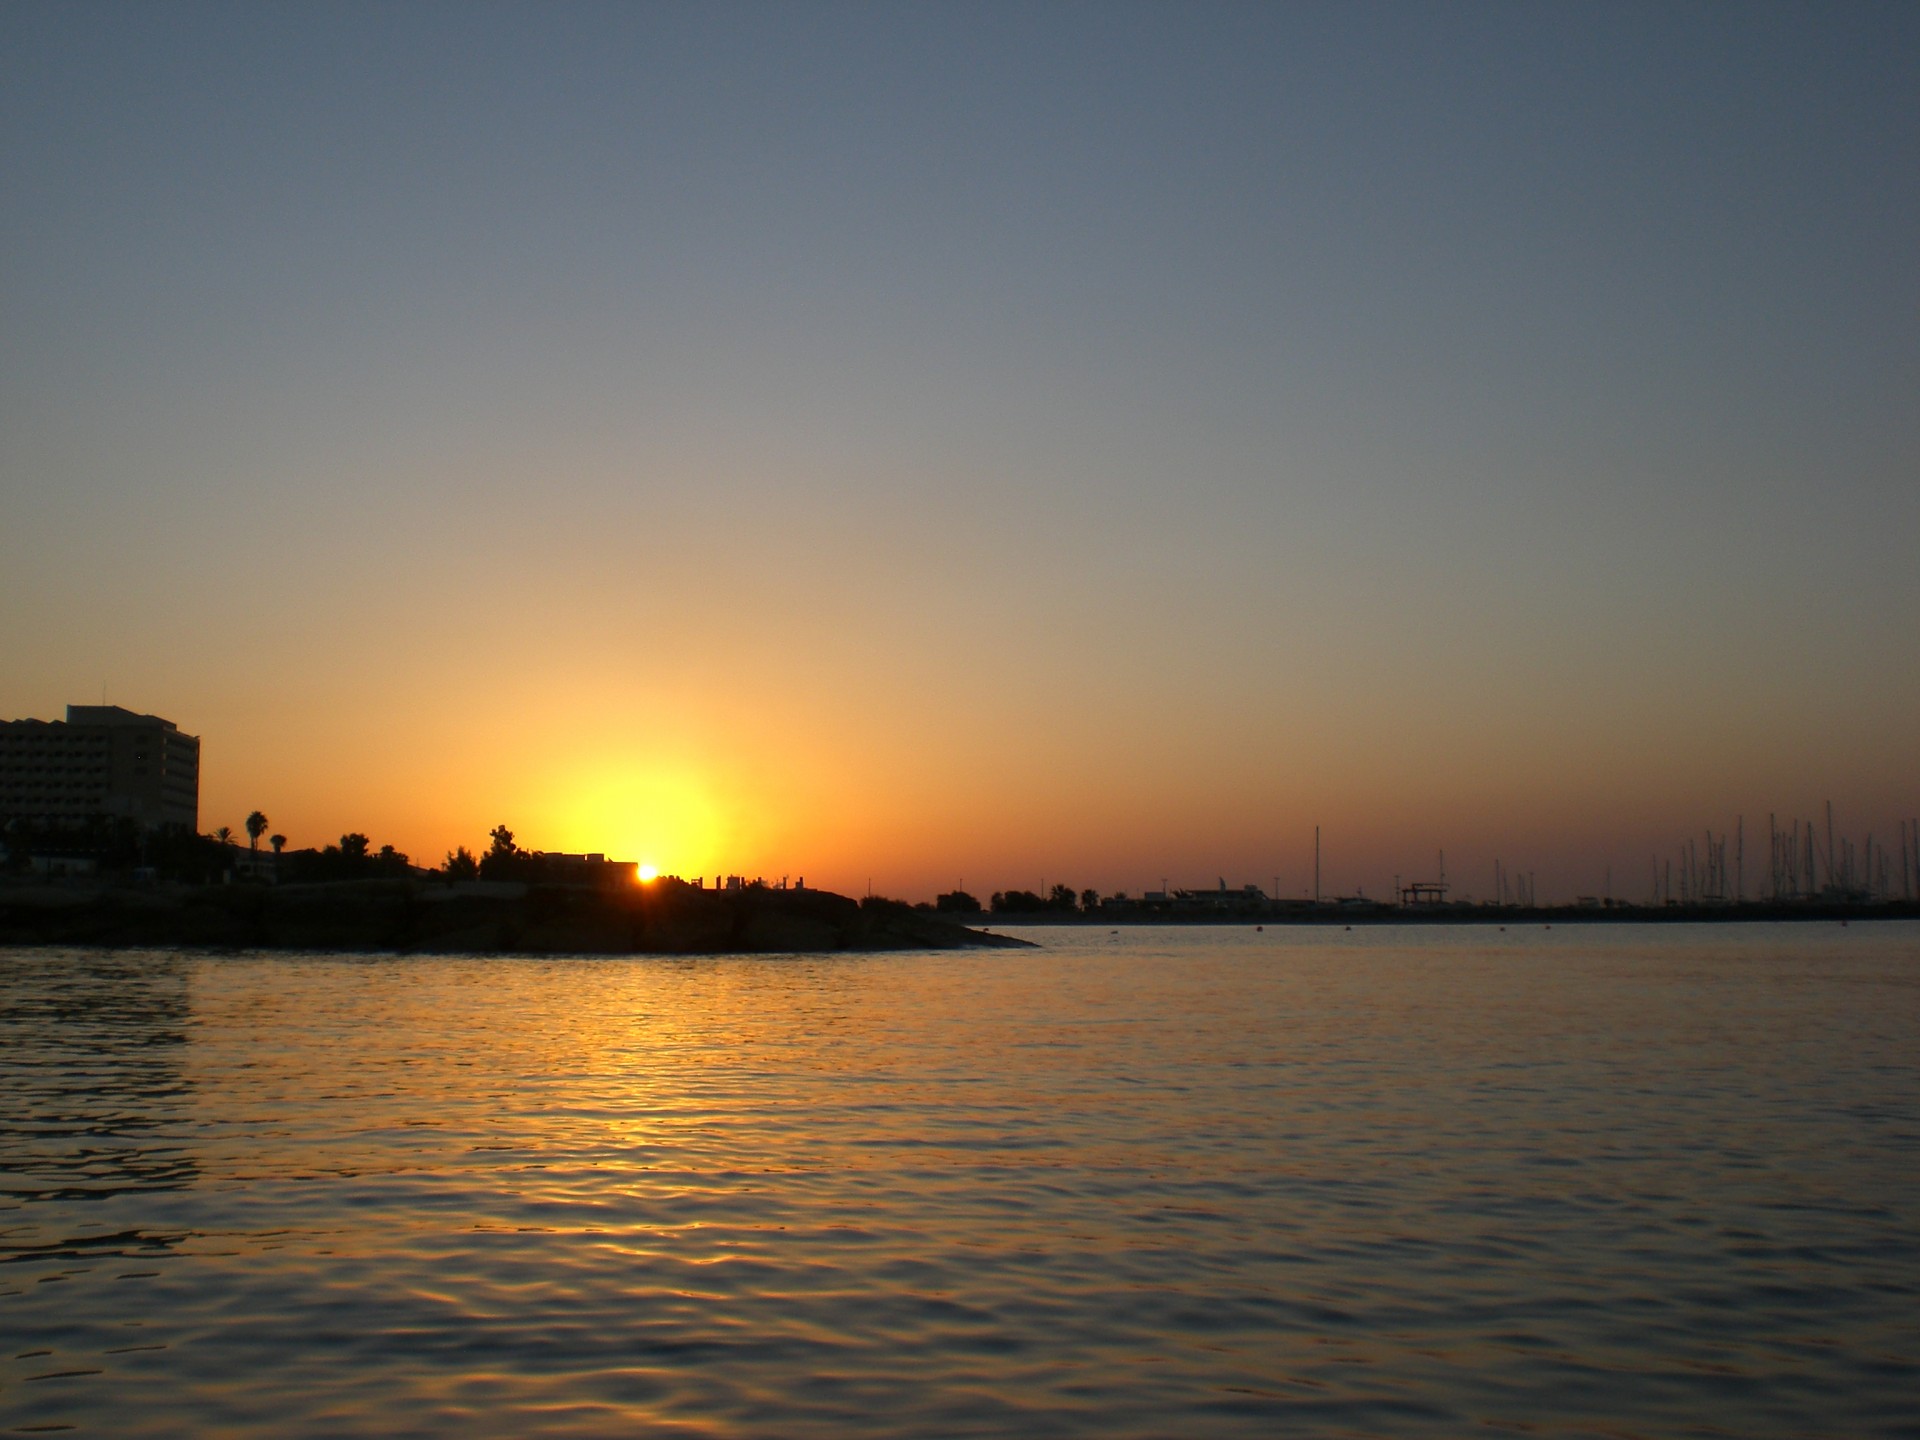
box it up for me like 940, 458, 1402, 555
2, 925, 1916, 1437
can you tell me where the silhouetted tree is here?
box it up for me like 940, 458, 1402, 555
1081, 888, 1100, 912
935, 889, 982, 913
339, 833, 370, 860
1049, 884, 1077, 911
214, 825, 234, 847
991, 889, 1046, 913
480, 825, 524, 880
270, 834, 286, 855
245, 811, 268, 853
444, 846, 479, 881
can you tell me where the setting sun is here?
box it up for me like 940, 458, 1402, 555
540, 761, 732, 881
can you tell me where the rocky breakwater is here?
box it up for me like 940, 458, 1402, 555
0, 879, 1034, 955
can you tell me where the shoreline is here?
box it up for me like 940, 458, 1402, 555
4, 879, 1913, 957
980, 901, 1920, 927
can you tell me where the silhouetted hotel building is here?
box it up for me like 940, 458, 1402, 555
0, 705, 200, 831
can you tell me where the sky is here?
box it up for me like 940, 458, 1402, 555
3, 1, 1916, 902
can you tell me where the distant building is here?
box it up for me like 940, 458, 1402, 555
0, 705, 200, 831
1101, 883, 1276, 915
525, 851, 638, 887
1171, 881, 1268, 913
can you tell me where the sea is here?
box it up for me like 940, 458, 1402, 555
2, 924, 1916, 1438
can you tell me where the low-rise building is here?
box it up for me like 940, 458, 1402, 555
1172, 881, 1269, 912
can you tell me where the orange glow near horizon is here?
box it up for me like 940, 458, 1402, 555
169, 663, 1919, 908
544, 763, 730, 880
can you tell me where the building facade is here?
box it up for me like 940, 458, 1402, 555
0, 705, 200, 831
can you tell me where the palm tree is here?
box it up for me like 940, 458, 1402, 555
214, 825, 234, 848
245, 811, 268, 853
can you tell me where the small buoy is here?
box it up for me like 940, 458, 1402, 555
1256, 925, 1264, 932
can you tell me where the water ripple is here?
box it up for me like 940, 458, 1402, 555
2, 928, 1917, 1436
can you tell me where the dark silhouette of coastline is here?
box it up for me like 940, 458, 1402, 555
10, 880, 1907, 959
971, 899, 1920, 927
7, 810, 1914, 955
0, 878, 1032, 955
